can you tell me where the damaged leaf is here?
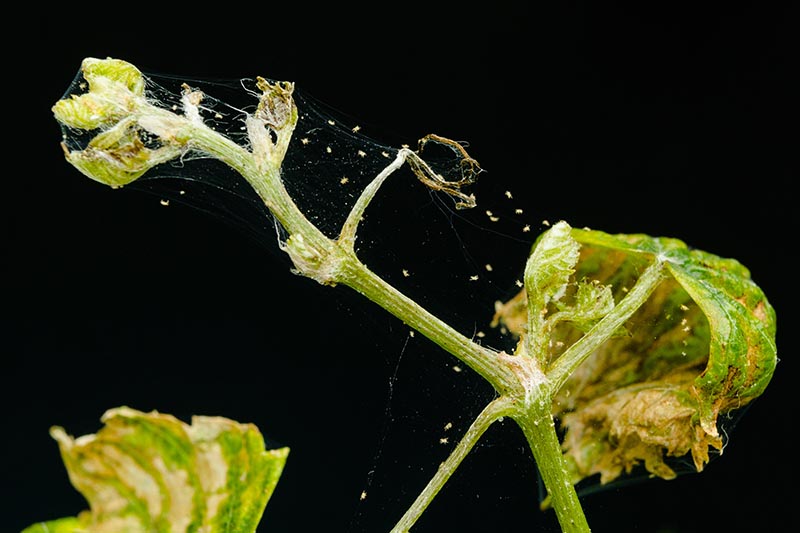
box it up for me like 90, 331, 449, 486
53, 57, 193, 188
494, 226, 777, 487
514, 221, 618, 361
62, 117, 185, 188
52, 57, 145, 131
524, 221, 581, 315
23, 407, 289, 533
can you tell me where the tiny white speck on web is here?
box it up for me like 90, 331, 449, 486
54, 64, 547, 530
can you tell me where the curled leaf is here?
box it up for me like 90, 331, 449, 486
53, 57, 189, 188
24, 407, 289, 533
55, 58, 299, 189
516, 221, 584, 358
495, 226, 777, 487
405, 134, 481, 209
52, 57, 145, 130
524, 221, 581, 312
62, 117, 185, 188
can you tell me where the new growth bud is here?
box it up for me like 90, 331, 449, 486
53, 57, 190, 188
53, 57, 145, 130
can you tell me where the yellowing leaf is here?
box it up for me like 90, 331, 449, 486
23, 407, 288, 533
495, 227, 777, 487
62, 117, 185, 188
52, 57, 145, 130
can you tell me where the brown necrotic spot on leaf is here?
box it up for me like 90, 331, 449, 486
494, 228, 777, 489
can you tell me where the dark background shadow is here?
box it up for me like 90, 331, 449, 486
5, 2, 793, 532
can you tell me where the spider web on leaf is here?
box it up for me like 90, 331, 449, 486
55, 65, 742, 533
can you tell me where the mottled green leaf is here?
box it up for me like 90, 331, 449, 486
23, 407, 289, 533
495, 225, 777, 487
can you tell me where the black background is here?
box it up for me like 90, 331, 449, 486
5, 2, 794, 532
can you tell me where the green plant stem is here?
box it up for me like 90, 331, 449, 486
176, 117, 333, 253
177, 111, 666, 533
516, 404, 590, 533
390, 397, 515, 533
58, 65, 778, 533
339, 259, 522, 395
339, 149, 409, 247
181, 118, 521, 396
511, 259, 666, 532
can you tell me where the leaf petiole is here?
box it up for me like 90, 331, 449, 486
390, 397, 516, 533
